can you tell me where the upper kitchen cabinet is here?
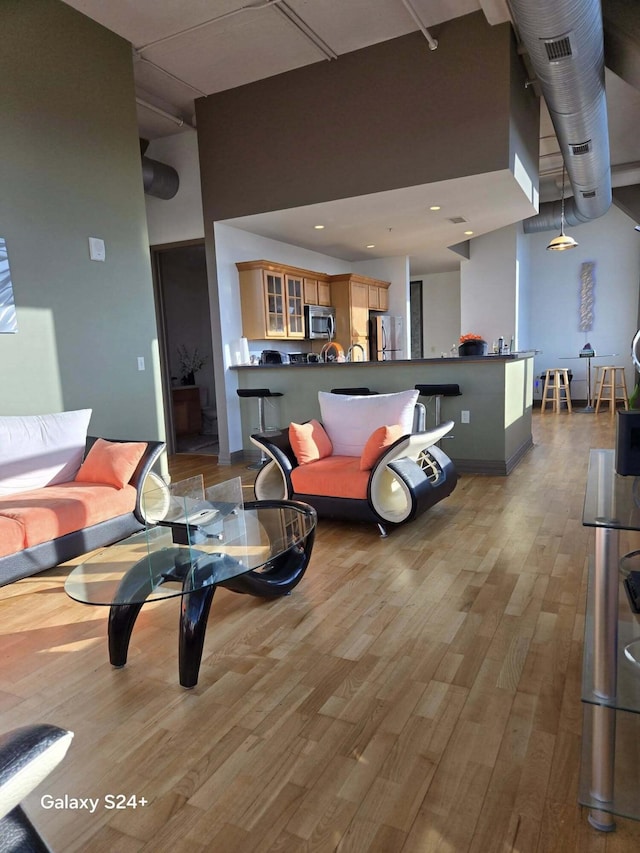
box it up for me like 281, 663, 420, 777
368, 282, 389, 312
329, 273, 390, 359
303, 277, 331, 307
237, 260, 308, 340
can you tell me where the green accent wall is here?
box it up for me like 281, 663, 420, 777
0, 0, 164, 443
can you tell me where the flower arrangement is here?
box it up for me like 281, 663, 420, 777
459, 333, 485, 343
177, 344, 207, 381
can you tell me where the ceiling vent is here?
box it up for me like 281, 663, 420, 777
570, 140, 592, 156
542, 34, 574, 62
448, 216, 467, 224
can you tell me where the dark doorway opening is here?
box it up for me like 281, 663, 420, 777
151, 241, 218, 455
410, 280, 424, 359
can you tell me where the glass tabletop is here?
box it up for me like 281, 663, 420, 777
583, 449, 640, 531
64, 476, 316, 605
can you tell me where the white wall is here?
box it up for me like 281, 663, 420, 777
145, 132, 204, 245
527, 204, 640, 401
460, 225, 519, 348
419, 271, 461, 357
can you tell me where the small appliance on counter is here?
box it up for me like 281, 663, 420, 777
260, 350, 289, 365
288, 352, 311, 364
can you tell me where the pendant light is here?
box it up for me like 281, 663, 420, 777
547, 165, 578, 251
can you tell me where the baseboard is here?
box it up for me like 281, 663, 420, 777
452, 438, 534, 476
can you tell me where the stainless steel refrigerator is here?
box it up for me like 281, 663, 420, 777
369, 315, 404, 360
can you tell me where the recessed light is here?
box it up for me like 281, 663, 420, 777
314, 224, 325, 230
429, 205, 441, 211
464, 230, 474, 236
366, 244, 375, 249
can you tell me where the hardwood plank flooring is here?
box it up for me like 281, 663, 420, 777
3, 413, 640, 851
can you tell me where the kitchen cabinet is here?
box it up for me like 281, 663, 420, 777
304, 277, 331, 307
329, 273, 391, 359
237, 261, 306, 339
370, 284, 389, 311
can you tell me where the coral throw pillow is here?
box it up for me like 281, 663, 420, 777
289, 420, 333, 465
360, 424, 404, 470
75, 439, 147, 489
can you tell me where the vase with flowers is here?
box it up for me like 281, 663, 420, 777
458, 334, 488, 357
177, 344, 208, 385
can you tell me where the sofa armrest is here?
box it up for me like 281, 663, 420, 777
0, 725, 73, 822
85, 436, 166, 522
372, 420, 455, 469
250, 429, 298, 500
368, 421, 457, 526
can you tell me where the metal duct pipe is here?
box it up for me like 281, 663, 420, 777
509, 0, 612, 232
141, 156, 179, 200
520, 196, 585, 233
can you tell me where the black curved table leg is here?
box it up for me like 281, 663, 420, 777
220, 530, 315, 597
179, 585, 217, 688
109, 602, 146, 667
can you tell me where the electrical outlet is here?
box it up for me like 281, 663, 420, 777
461, 410, 470, 423
137, 356, 145, 371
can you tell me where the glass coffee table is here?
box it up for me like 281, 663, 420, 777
65, 477, 316, 688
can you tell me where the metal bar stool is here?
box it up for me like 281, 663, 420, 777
330, 387, 378, 395
594, 366, 629, 416
415, 384, 461, 429
236, 388, 283, 468
541, 368, 572, 413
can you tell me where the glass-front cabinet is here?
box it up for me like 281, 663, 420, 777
237, 261, 312, 340
285, 274, 304, 338
264, 271, 285, 336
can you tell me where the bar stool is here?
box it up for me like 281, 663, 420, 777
594, 366, 629, 416
541, 368, 572, 413
415, 384, 461, 428
330, 387, 378, 395
236, 388, 283, 468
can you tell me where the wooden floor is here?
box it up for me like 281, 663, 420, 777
3, 412, 640, 851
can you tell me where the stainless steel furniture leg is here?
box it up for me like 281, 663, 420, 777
588, 525, 619, 831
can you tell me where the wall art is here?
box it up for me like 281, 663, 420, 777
0, 238, 17, 333
579, 261, 595, 332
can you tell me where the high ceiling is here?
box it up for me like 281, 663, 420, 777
62, 0, 640, 273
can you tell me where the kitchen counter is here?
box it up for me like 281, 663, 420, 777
233, 352, 536, 474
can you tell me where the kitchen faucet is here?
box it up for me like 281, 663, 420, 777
346, 343, 366, 362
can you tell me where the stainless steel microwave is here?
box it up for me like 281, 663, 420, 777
305, 305, 336, 339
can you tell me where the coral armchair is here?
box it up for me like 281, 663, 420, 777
250, 419, 457, 537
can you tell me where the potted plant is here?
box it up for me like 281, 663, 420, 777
177, 345, 208, 386
458, 334, 488, 357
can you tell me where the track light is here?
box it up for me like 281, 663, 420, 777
547, 165, 578, 251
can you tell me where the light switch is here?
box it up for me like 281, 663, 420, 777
88, 237, 105, 262
137, 357, 145, 371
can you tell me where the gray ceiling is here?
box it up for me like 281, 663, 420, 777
62, 0, 640, 273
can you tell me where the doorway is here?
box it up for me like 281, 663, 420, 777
151, 241, 218, 455
410, 280, 424, 359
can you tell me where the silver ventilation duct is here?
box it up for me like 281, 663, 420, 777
509, 0, 612, 233
141, 156, 180, 200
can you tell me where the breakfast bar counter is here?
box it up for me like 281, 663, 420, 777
233, 352, 536, 475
